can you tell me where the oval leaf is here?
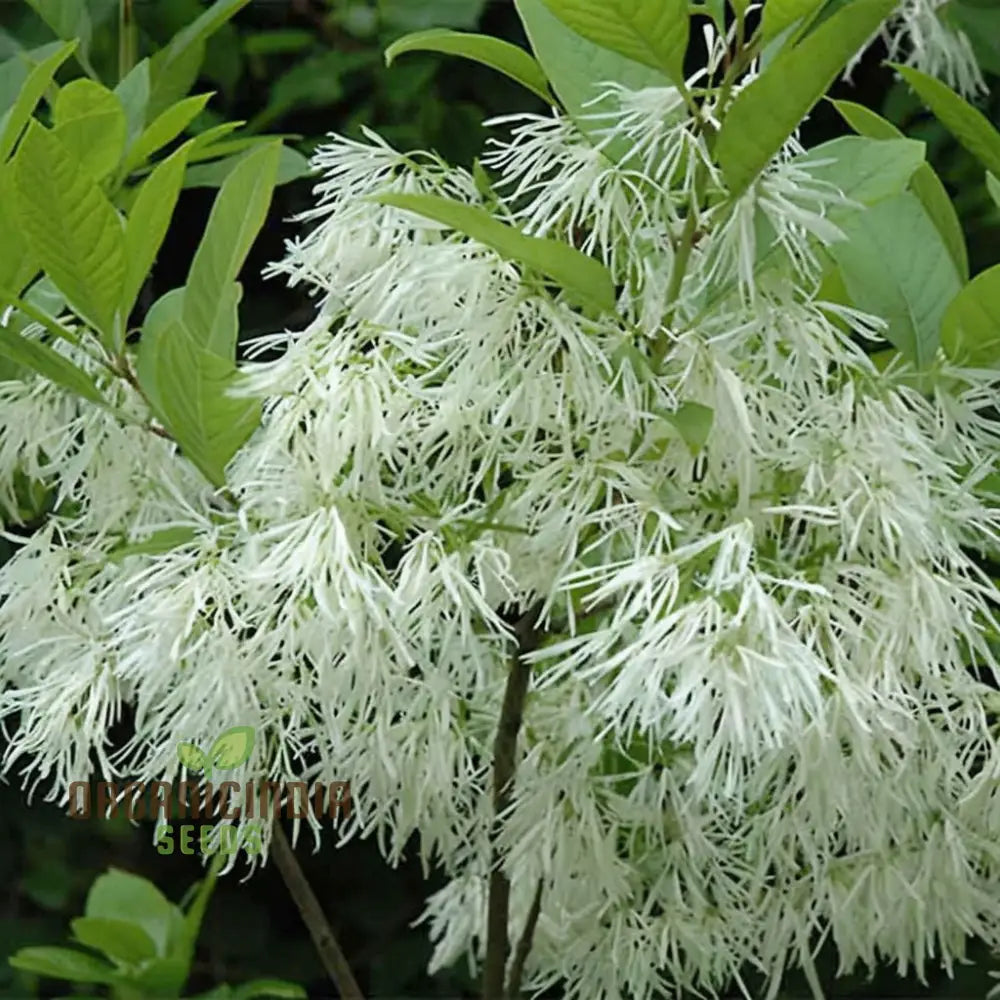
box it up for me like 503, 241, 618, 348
891, 63, 1000, 179
715, 0, 897, 195
514, 0, 672, 159
8, 947, 117, 985
830, 97, 969, 281
70, 917, 158, 966
538, 0, 689, 83
941, 264, 1000, 366
0, 40, 76, 162
13, 121, 125, 347
51, 79, 127, 182
373, 191, 616, 313
385, 29, 553, 103
829, 192, 961, 368
0, 324, 104, 404
182, 142, 281, 357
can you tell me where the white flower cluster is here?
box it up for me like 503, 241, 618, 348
3, 27, 1000, 1000
850, 0, 987, 96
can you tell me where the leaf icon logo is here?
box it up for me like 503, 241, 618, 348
177, 741, 206, 772
206, 725, 255, 780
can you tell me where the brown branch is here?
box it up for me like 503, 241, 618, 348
506, 877, 543, 997
269, 820, 365, 1000
482, 602, 545, 1000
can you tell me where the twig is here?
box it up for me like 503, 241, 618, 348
482, 602, 545, 1000
269, 820, 365, 1000
506, 877, 544, 997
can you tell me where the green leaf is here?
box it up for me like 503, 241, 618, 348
0, 40, 76, 163
762, 0, 826, 40
385, 29, 553, 103
8, 947, 117, 984
940, 264, 1000, 366
107, 525, 200, 562
148, 0, 252, 121
514, 0, 671, 156
0, 43, 65, 119
988, 171, 1000, 210
13, 122, 125, 347
202, 282, 241, 359
714, 0, 897, 195
177, 742, 207, 771
123, 142, 192, 319
538, 0, 689, 82
182, 142, 280, 356
51, 79, 127, 183
208, 725, 255, 771
0, 322, 104, 404
0, 162, 37, 294
70, 917, 158, 966
131, 956, 191, 998
232, 980, 307, 1000
891, 63, 1000, 178
85, 869, 180, 958
374, 192, 616, 313
136, 320, 262, 487
790, 135, 925, 208
662, 401, 714, 455
830, 98, 969, 281
829, 192, 961, 368
182, 144, 312, 189
124, 93, 212, 174
114, 58, 151, 148
24, 0, 93, 73
948, 1, 1000, 75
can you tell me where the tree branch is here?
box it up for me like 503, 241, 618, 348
269, 820, 365, 1000
507, 877, 544, 997
482, 602, 545, 1000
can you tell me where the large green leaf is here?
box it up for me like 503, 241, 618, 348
148, 0, 252, 120
790, 135, 925, 209
182, 142, 281, 357
114, 58, 151, 148
714, 0, 897, 195
0, 162, 37, 294
0, 42, 65, 120
24, 0, 93, 73
891, 63, 1000, 178
375, 191, 616, 313
51, 79, 127, 183
830, 98, 969, 281
940, 264, 1000, 366
537, 0, 689, 82
181, 144, 312, 189
514, 0, 672, 155
85, 869, 180, 959
0, 323, 104, 404
13, 122, 125, 347
123, 93, 212, 174
136, 320, 262, 487
8, 947, 117, 984
122, 142, 192, 320
70, 917, 158, 966
762, 0, 826, 41
829, 193, 961, 368
0, 40, 76, 163
385, 29, 553, 103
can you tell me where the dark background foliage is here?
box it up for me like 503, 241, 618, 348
0, 1, 998, 997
